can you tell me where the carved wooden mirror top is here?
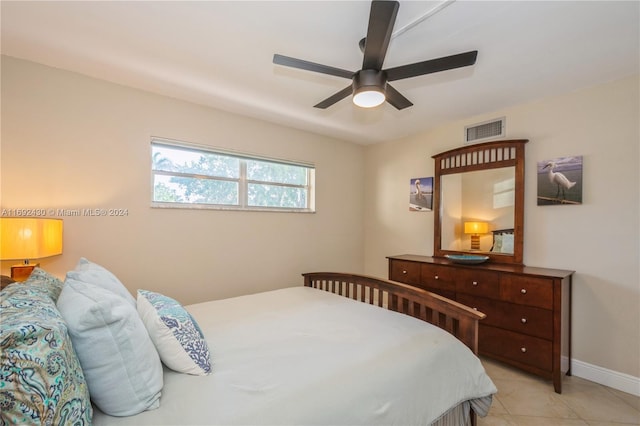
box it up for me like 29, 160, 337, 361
433, 139, 528, 264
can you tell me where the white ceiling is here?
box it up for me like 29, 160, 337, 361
1, 1, 638, 145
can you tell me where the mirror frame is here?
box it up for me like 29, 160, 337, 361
433, 139, 528, 265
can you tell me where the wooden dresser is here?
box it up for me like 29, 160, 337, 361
388, 254, 573, 393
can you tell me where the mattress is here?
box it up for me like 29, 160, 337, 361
93, 286, 496, 425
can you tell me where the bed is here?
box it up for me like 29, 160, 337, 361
1, 266, 496, 426
93, 272, 495, 426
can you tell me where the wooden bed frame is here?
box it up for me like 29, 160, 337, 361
303, 272, 485, 354
304, 272, 488, 425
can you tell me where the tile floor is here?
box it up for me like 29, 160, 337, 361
478, 357, 640, 425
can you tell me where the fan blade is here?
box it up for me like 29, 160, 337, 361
385, 84, 413, 110
273, 54, 353, 79
385, 51, 478, 81
314, 86, 353, 109
362, 0, 399, 70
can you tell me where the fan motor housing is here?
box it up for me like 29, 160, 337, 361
353, 69, 387, 94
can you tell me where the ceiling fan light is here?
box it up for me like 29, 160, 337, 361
352, 70, 387, 108
353, 89, 386, 108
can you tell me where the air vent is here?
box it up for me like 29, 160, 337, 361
465, 117, 505, 144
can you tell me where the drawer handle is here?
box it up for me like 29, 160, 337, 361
521, 288, 527, 294
521, 347, 527, 353
472, 281, 478, 286
521, 318, 527, 324
434, 275, 439, 280
402, 270, 407, 274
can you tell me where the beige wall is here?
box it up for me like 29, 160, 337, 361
364, 75, 640, 382
0, 56, 365, 304
3, 54, 638, 389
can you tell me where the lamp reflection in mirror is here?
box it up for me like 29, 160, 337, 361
0, 218, 63, 280
464, 221, 488, 251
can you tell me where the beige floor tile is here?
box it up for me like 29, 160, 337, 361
479, 358, 640, 426
510, 416, 589, 425
480, 414, 590, 426
559, 377, 640, 424
605, 387, 640, 412
489, 395, 509, 415
478, 413, 519, 425
492, 377, 580, 419
481, 358, 544, 383
481, 357, 558, 389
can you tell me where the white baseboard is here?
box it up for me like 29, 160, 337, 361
571, 358, 640, 396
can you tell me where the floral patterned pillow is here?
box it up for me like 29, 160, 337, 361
23, 267, 65, 301
0, 283, 92, 425
137, 289, 212, 375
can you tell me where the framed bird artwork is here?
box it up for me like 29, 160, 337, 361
409, 177, 433, 211
537, 156, 583, 205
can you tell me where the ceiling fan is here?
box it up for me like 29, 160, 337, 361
273, 0, 478, 110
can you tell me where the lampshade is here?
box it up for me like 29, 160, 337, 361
464, 221, 489, 235
0, 218, 63, 262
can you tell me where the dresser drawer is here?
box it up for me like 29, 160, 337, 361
420, 264, 455, 291
458, 294, 552, 339
455, 269, 500, 299
387, 254, 573, 393
389, 260, 421, 286
501, 275, 553, 309
479, 326, 552, 371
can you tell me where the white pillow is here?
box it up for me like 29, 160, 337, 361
501, 233, 514, 254
66, 258, 136, 307
492, 234, 503, 253
137, 290, 212, 376
57, 278, 163, 416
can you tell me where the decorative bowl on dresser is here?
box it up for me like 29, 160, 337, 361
387, 255, 573, 393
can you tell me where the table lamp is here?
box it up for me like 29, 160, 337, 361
464, 221, 488, 251
0, 218, 63, 281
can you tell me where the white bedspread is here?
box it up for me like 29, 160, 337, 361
93, 286, 496, 425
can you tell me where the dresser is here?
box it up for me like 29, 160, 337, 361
388, 254, 573, 393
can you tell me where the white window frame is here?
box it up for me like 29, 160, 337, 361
151, 138, 315, 213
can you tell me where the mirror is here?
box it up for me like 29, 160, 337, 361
441, 168, 515, 253
433, 140, 527, 264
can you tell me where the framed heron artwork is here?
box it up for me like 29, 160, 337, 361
409, 177, 433, 211
537, 156, 583, 205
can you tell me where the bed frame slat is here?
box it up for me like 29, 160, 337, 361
303, 272, 485, 354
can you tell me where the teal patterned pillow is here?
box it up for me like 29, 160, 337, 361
137, 290, 212, 375
23, 267, 65, 301
0, 284, 92, 425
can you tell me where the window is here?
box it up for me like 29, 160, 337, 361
151, 139, 315, 212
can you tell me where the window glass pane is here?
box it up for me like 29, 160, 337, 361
246, 159, 307, 185
152, 145, 239, 178
153, 175, 185, 203
154, 174, 238, 205
151, 140, 313, 211
248, 183, 307, 208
